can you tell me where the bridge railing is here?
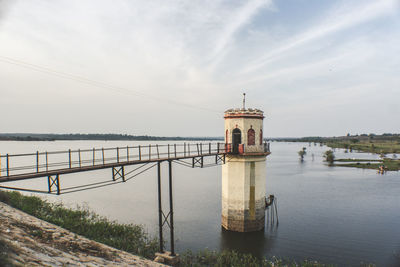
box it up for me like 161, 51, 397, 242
0, 142, 231, 177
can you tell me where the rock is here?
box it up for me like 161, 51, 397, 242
154, 256, 165, 263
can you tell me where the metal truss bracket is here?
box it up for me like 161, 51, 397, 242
161, 211, 171, 228
47, 174, 60, 195
112, 166, 125, 182
215, 154, 225, 165
192, 156, 204, 168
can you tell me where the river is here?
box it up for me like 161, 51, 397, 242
0, 141, 399, 266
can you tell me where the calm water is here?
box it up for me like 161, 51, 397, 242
1, 141, 399, 266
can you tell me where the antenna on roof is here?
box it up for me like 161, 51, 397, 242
242, 93, 246, 110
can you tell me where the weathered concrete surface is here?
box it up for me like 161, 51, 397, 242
222, 155, 266, 232
0, 202, 166, 267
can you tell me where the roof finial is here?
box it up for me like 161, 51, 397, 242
242, 92, 246, 110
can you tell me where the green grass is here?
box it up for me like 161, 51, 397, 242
180, 249, 336, 267
334, 159, 400, 171
334, 159, 381, 162
0, 190, 158, 259
327, 141, 400, 154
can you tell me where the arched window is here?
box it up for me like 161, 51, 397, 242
225, 129, 229, 144
248, 128, 255, 146
232, 128, 242, 154
260, 129, 263, 145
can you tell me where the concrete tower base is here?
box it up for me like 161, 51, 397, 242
221, 155, 266, 232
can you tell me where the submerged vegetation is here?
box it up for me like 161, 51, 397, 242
327, 140, 400, 154
271, 133, 400, 154
180, 249, 336, 267
333, 158, 400, 171
278, 134, 400, 171
298, 147, 307, 161
323, 150, 335, 164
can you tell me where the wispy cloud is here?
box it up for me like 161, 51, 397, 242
0, 0, 399, 136
206, 0, 273, 69
240, 0, 398, 75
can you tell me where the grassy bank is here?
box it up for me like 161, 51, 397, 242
327, 140, 400, 154
0, 190, 158, 259
180, 249, 341, 267
334, 158, 400, 171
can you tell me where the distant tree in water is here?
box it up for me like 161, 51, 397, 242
324, 150, 335, 164
298, 147, 307, 161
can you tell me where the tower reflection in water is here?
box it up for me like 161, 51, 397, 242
219, 223, 277, 259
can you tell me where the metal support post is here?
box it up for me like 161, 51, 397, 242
45, 152, 48, 171
149, 145, 151, 160
36, 151, 39, 173
112, 166, 125, 182
6, 154, 9, 177
157, 162, 164, 252
168, 160, 175, 256
215, 154, 226, 164
192, 157, 203, 168
47, 174, 60, 195
174, 144, 177, 158
68, 149, 72, 168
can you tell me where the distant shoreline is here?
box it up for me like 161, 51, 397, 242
0, 133, 223, 142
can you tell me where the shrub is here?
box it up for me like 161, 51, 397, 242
324, 150, 335, 164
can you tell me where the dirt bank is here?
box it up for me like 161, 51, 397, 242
0, 201, 166, 266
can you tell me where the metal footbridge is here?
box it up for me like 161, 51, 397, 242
0, 141, 270, 256
0, 143, 231, 190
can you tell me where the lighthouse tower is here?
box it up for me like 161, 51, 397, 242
222, 96, 270, 232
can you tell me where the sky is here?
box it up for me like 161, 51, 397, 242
0, 0, 399, 137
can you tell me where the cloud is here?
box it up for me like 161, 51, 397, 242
0, 0, 399, 136
207, 0, 273, 69
239, 0, 398, 75
0, 0, 12, 23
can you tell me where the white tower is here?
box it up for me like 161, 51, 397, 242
221, 100, 270, 232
